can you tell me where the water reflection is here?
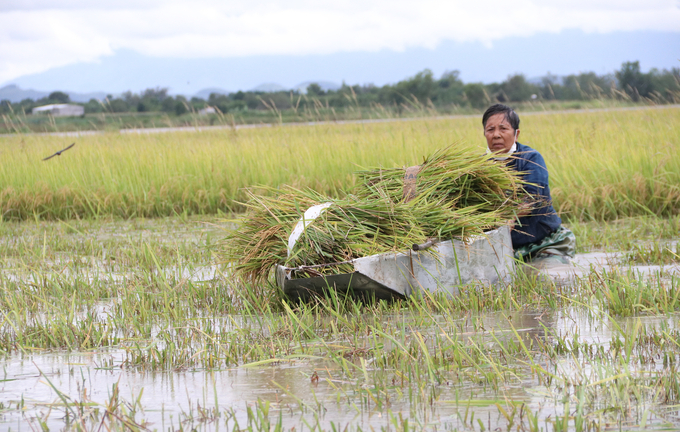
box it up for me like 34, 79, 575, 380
0, 307, 678, 430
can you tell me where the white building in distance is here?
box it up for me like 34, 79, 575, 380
32, 104, 84, 117
198, 106, 217, 115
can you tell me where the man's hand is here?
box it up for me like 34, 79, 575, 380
516, 201, 534, 218
508, 202, 534, 230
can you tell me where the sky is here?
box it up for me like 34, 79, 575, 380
1, 0, 680, 95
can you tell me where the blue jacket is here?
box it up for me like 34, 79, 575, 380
506, 143, 561, 248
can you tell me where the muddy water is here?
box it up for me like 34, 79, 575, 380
535, 247, 680, 286
1, 310, 678, 430
2, 219, 680, 430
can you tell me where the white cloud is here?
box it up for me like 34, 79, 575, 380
1, 0, 679, 83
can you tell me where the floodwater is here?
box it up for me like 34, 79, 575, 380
538, 247, 680, 285
1, 219, 680, 430
2, 309, 678, 430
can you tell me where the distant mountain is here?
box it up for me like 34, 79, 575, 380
193, 87, 230, 100
68, 91, 109, 103
0, 85, 48, 103
2, 30, 676, 100
250, 83, 287, 92
0, 84, 108, 103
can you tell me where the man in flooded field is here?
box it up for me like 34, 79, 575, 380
482, 103, 576, 263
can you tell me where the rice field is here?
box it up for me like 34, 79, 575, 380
0, 106, 679, 222
0, 106, 679, 431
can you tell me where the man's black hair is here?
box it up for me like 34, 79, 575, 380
482, 104, 520, 130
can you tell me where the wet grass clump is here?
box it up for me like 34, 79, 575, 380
626, 242, 680, 265
568, 216, 680, 254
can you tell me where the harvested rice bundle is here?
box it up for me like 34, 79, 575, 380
223, 186, 426, 282
410, 195, 517, 241
223, 186, 322, 283
223, 145, 525, 284
285, 194, 427, 277
355, 144, 522, 213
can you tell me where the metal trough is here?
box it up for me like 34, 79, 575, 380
276, 226, 515, 301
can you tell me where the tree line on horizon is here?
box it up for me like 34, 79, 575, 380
1, 61, 678, 117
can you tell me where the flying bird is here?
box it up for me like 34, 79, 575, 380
43, 143, 75, 161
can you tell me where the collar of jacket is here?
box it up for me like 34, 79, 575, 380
486, 142, 517, 160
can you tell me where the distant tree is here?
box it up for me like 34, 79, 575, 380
327, 83, 358, 108
438, 70, 461, 89
649, 67, 680, 103
616, 61, 652, 101
538, 73, 561, 100
107, 98, 128, 113
464, 83, 489, 109
233, 91, 245, 101
436, 70, 465, 105
122, 91, 140, 105
174, 96, 189, 115
306, 83, 324, 96
499, 74, 535, 102
243, 92, 261, 110
135, 97, 152, 112
142, 87, 169, 102
391, 69, 435, 105
231, 100, 248, 111
190, 97, 207, 110
137, 100, 153, 112
84, 98, 104, 114
208, 93, 231, 113
0, 99, 11, 114
161, 96, 176, 113
559, 75, 584, 100
258, 92, 292, 111
48, 91, 70, 103
13, 98, 35, 115
578, 72, 614, 99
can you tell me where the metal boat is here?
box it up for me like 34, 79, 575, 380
276, 226, 515, 301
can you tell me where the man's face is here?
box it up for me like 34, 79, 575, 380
484, 113, 519, 153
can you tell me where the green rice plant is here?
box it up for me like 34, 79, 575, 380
28, 372, 150, 431
586, 268, 680, 316
567, 215, 680, 253
625, 241, 680, 264
1, 107, 678, 222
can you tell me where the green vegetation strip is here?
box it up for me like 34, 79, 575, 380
0, 108, 679, 221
